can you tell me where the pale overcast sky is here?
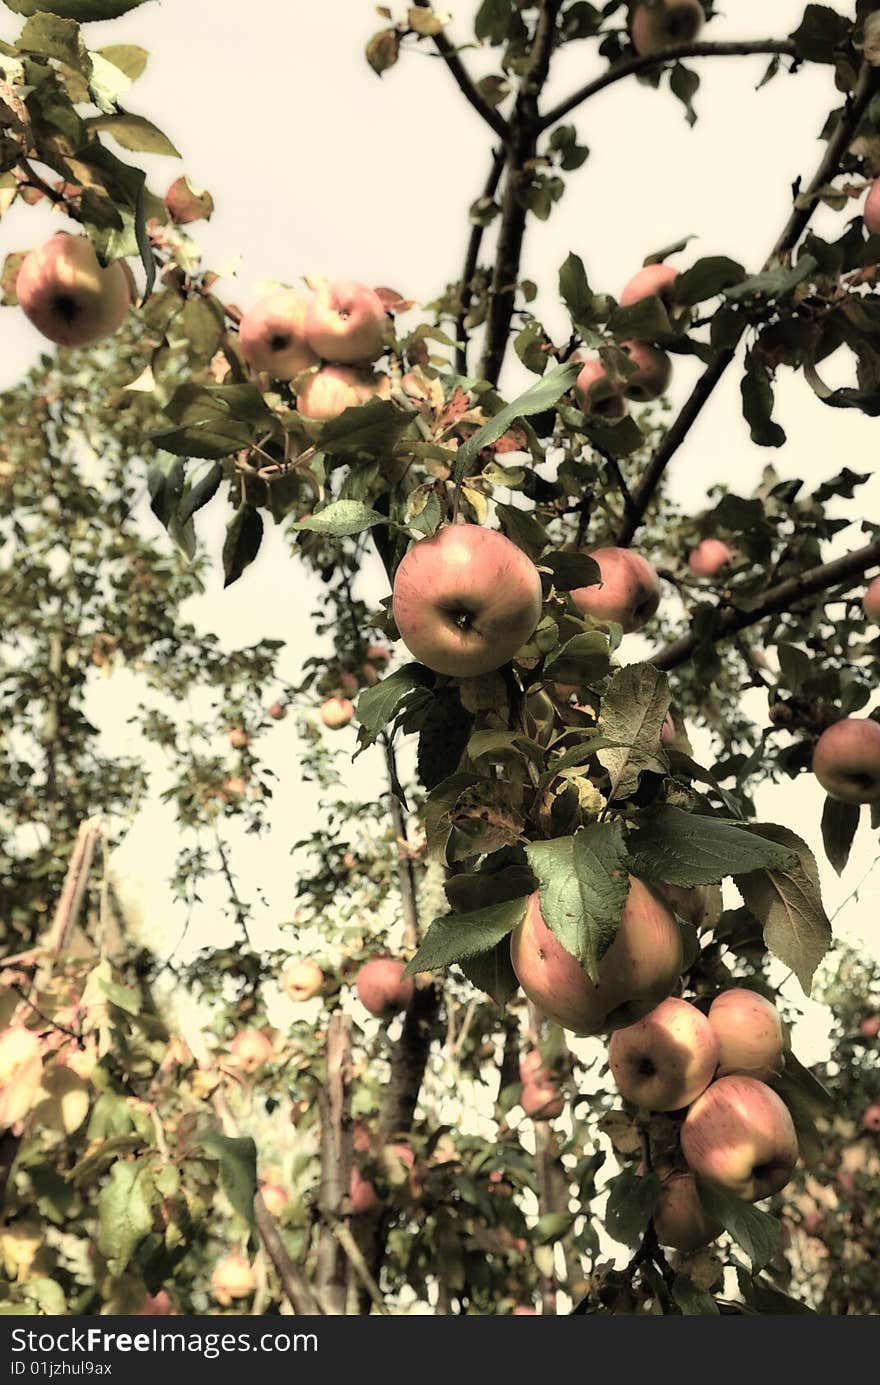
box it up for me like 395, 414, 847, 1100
1, 2, 877, 1057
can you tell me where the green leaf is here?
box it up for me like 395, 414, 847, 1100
467, 729, 545, 763
604, 1167, 661, 1248
458, 939, 520, 1006
540, 550, 600, 592
675, 256, 745, 307
155, 383, 274, 459
696, 1184, 781, 1272
18, 13, 88, 70
177, 461, 222, 526
669, 62, 700, 126
454, 362, 579, 482
558, 251, 593, 325
789, 4, 851, 63
355, 664, 434, 740
735, 825, 832, 994
5, 0, 147, 15
534, 1211, 576, 1245
608, 296, 672, 343
292, 500, 393, 538
319, 398, 412, 458
202, 1133, 258, 1237
671, 1274, 720, 1315
97, 43, 148, 80
726, 256, 818, 304
769, 1052, 833, 1164
222, 506, 263, 588
820, 795, 860, 876
85, 111, 179, 156
597, 662, 669, 801
97, 1158, 154, 1275
542, 630, 610, 686
627, 806, 797, 887
99, 978, 141, 1015
740, 349, 785, 448
737, 1270, 816, 1314
525, 821, 630, 981
404, 896, 529, 976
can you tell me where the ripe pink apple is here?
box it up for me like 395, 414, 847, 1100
521, 1079, 564, 1120
304, 279, 387, 363
281, 959, 324, 1003
609, 997, 719, 1111
350, 1166, 379, 1214
574, 358, 627, 418
688, 538, 732, 578
228, 727, 250, 750
338, 670, 360, 696
366, 643, 390, 664
707, 989, 784, 1081
296, 364, 390, 423
356, 956, 414, 1019
570, 545, 661, 633
630, 0, 705, 56
620, 263, 679, 307
520, 1049, 549, 1084
259, 1182, 289, 1218
619, 340, 672, 401
320, 696, 354, 730
17, 232, 133, 348
653, 1169, 721, 1253
863, 575, 880, 621
864, 178, 880, 235
509, 878, 683, 1037
268, 701, 288, 720
680, 1075, 799, 1201
238, 288, 318, 380
223, 775, 248, 798
861, 1102, 880, 1134
136, 1289, 174, 1315
811, 717, 880, 804
859, 1014, 880, 1039
229, 1029, 273, 1073
512, 1306, 537, 1315
392, 524, 544, 677
210, 1253, 256, 1305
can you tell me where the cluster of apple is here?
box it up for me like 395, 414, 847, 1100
509, 884, 798, 1249
573, 260, 676, 420
318, 644, 390, 732
348, 1127, 423, 1217
280, 954, 413, 1020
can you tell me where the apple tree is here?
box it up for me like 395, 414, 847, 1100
1, 0, 880, 1316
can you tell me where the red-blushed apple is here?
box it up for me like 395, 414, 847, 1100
655, 880, 721, 932
259, 1182, 289, 1218
521, 1079, 564, 1120
296, 364, 390, 423
17, 232, 133, 348
811, 717, 880, 804
366, 643, 390, 664
688, 538, 732, 578
859, 1014, 880, 1039
350, 1166, 379, 1214
707, 988, 784, 1081
680, 1075, 799, 1201
239, 289, 317, 380
320, 696, 354, 730
619, 340, 672, 400
861, 1102, 880, 1134
608, 997, 719, 1111
0, 1026, 42, 1129
228, 727, 250, 750
620, 262, 679, 307
570, 545, 661, 633
392, 524, 544, 677
630, 0, 704, 56
509, 877, 683, 1037
304, 279, 387, 363
268, 701, 288, 720
573, 358, 627, 418
280, 959, 324, 1003
356, 956, 414, 1019
338, 670, 360, 696
652, 1168, 721, 1252
352, 1121, 373, 1155
863, 575, 880, 622
864, 177, 880, 235
223, 775, 248, 798
210, 1253, 256, 1305
512, 1306, 537, 1315
229, 1029, 273, 1073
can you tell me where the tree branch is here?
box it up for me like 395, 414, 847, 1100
455, 147, 506, 375
315, 1011, 354, 1314
616, 59, 879, 548
652, 537, 880, 671
537, 39, 799, 132
411, 2, 509, 139
479, 1, 562, 386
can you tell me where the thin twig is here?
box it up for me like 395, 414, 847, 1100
321, 1211, 390, 1315
411, 3, 509, 139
